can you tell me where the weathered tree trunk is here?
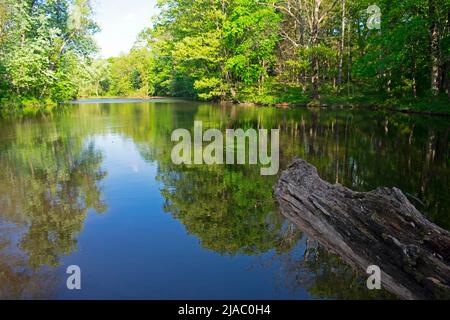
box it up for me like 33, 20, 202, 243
274, 159, 450, 300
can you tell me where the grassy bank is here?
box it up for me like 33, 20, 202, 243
236, 84, 450, 116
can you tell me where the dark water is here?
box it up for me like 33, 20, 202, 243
0, 99, 449, 300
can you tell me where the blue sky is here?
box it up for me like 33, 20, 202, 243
92, 0, 158, 58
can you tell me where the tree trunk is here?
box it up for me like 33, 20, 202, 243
337, 0, 346, 95
311, 54, 320, 99
347, 20, 352, 96
274, 159, 450, 300
310, 0, 321, 100
447, 12, 450, 101
413, 59, 418, 98
445, 61, 450, 101
429, 0, 440, 96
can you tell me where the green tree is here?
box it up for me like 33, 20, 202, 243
0, 0, 98, 110
147, 0, 280, 101
106, 47, 153, 97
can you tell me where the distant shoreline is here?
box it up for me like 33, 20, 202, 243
73, 96, 450, 117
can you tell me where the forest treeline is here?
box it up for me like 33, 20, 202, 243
0, 0, 98, 113
1, 0, 449, 115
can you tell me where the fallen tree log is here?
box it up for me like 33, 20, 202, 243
274, 159, 450, 300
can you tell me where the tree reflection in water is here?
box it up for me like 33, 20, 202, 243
0, 101, 448, 299
0, 120, 107, 298
143, 103, 448, 299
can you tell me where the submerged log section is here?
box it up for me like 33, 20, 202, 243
274, 159, 450, 300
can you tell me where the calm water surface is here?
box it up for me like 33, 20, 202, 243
0, 99, 449, 299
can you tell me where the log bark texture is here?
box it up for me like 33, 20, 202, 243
274, 159, 450, 300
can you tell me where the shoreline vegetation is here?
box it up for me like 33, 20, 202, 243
1, 0, 449, 119
2, 93, 449, 119
0, 96, 450, 119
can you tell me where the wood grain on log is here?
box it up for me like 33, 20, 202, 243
274, 159, 450, 300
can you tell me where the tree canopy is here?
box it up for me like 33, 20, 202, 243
1, 0, 449, 113
0, 0, 98, 112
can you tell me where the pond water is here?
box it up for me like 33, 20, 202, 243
0, 99, 449, 300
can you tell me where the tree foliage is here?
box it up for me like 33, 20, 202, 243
128, 0, 450, 105
0, 0, 98, 107
1, 0, 449, 112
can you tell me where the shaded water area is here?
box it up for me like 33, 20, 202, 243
0, 99, 449, 300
